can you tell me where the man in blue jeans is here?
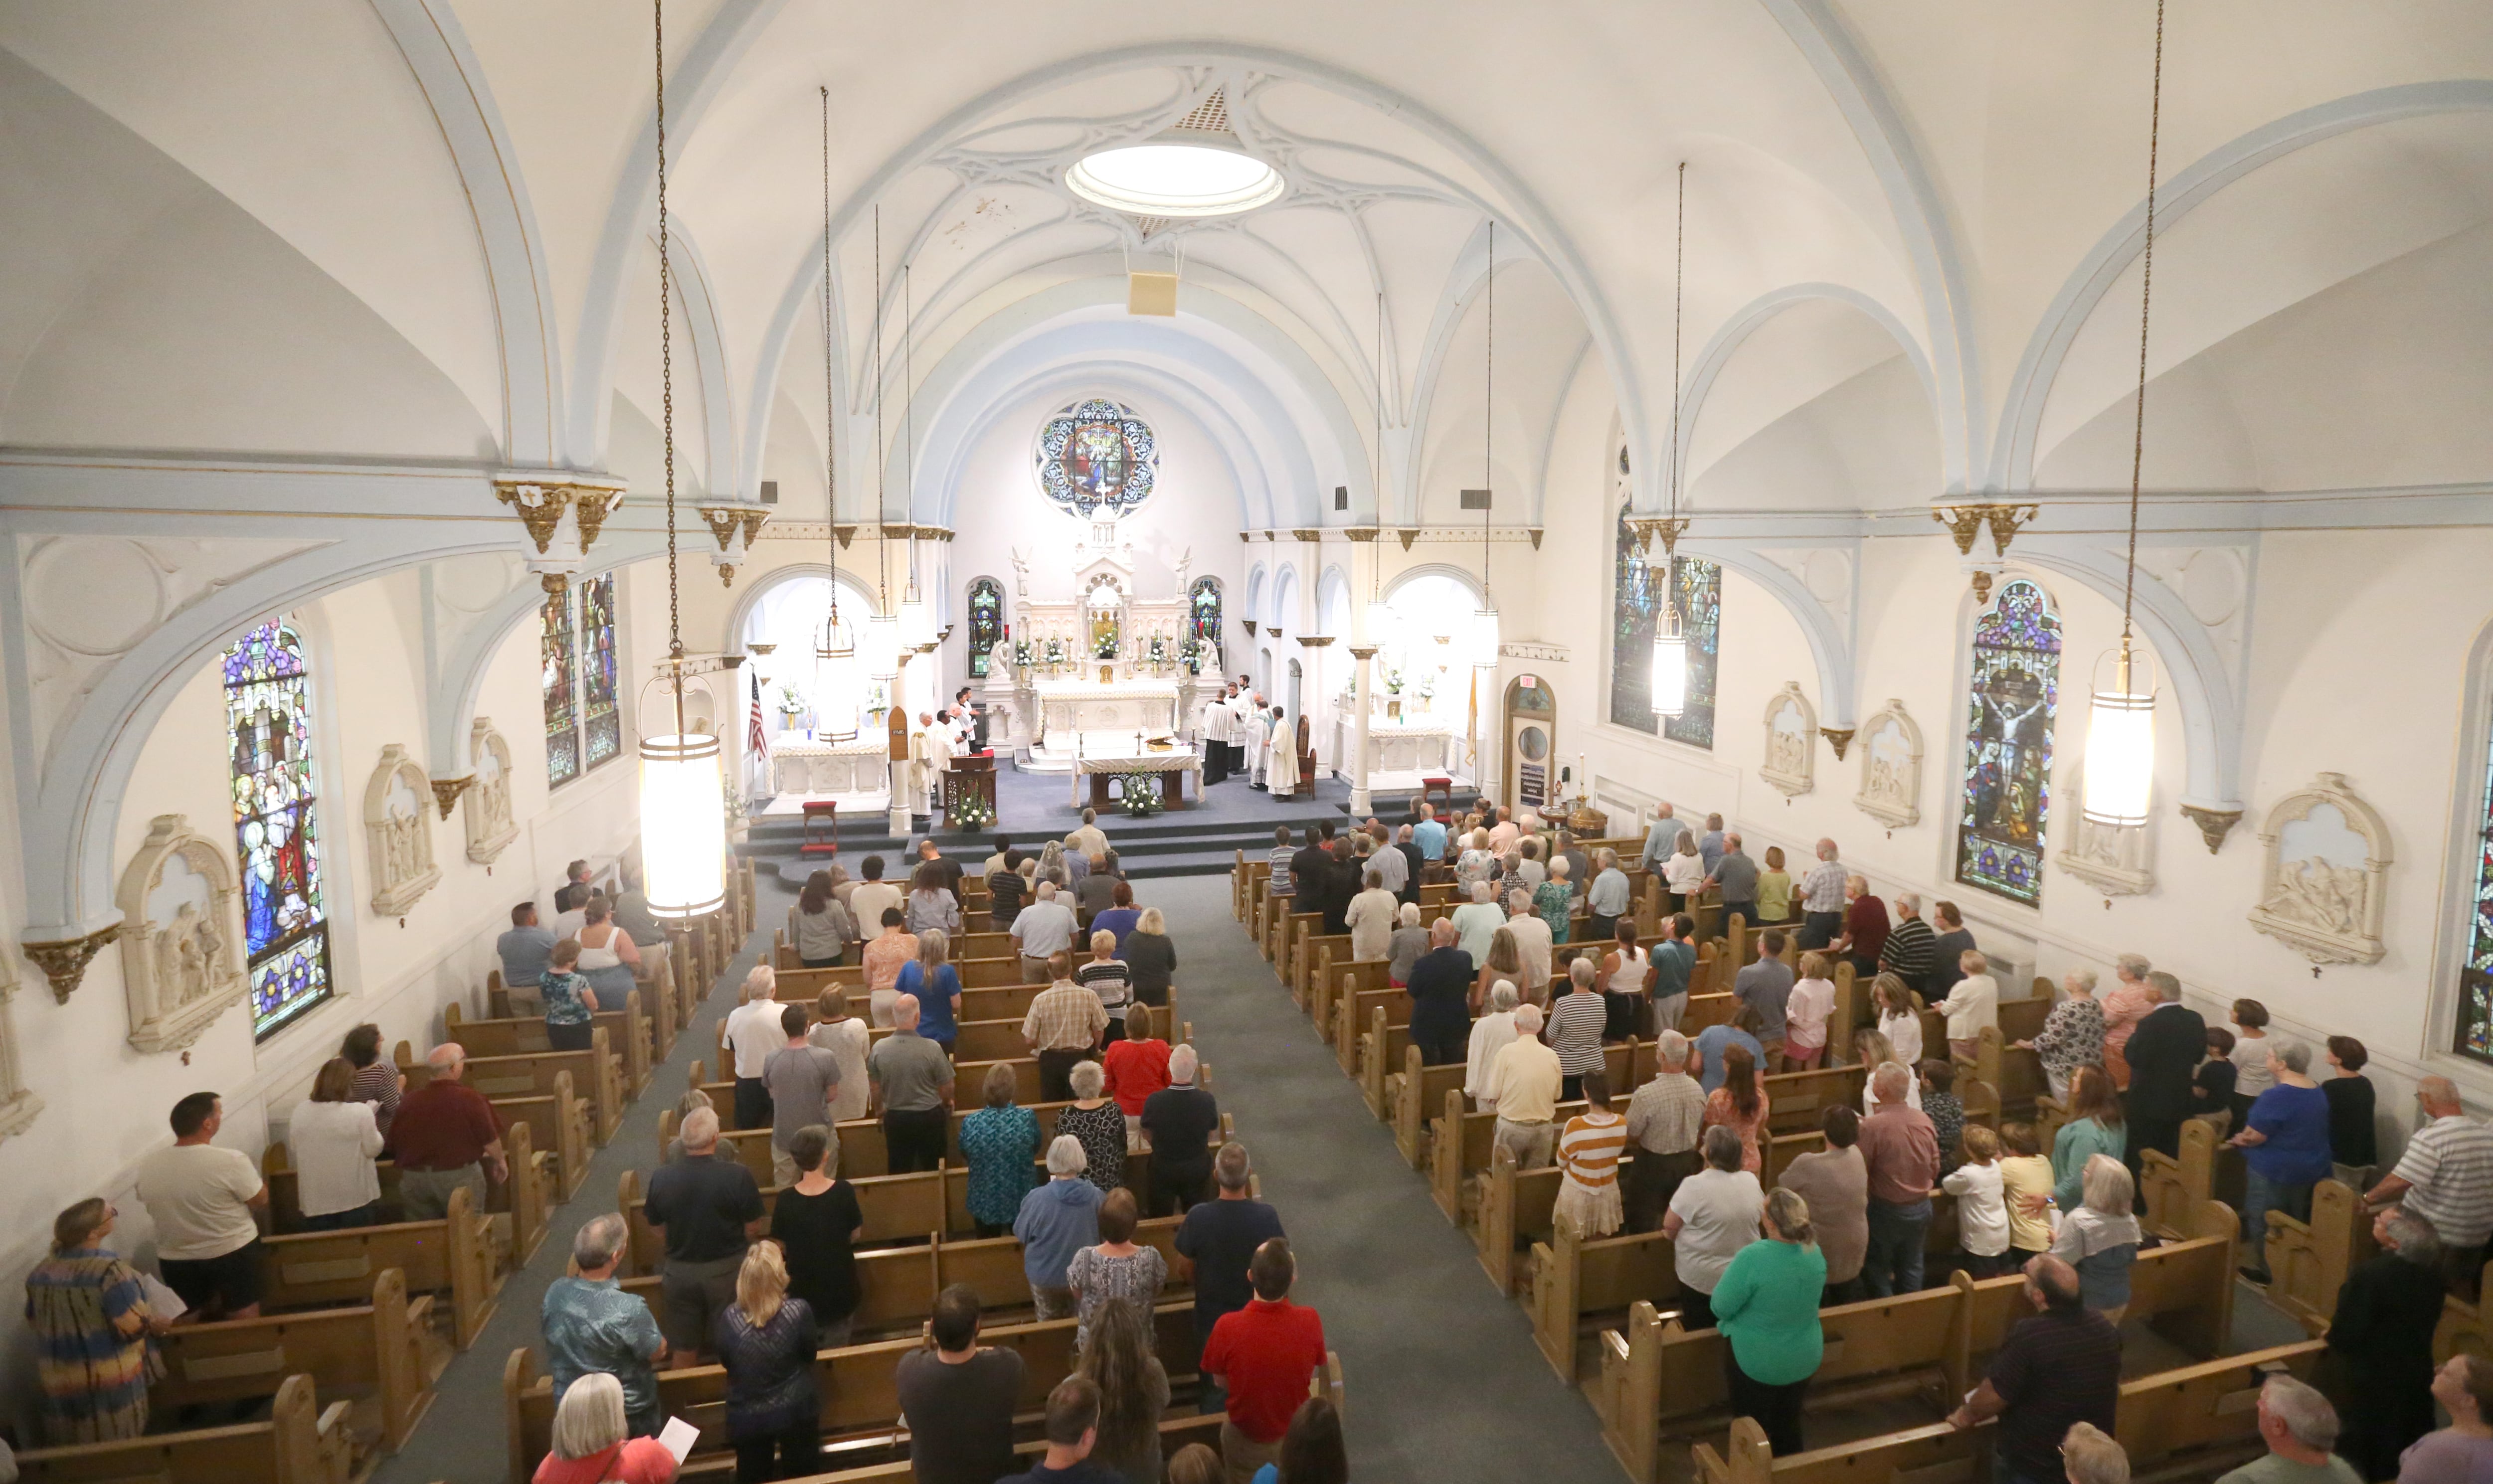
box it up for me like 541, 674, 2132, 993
1855, 1061, 1940, 1296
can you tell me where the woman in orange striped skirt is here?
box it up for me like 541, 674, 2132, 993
1556, 1069, 1629, 1237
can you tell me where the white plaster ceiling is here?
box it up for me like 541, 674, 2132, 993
0, 0, 2485, 516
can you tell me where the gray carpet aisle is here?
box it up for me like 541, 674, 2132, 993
372, 909, 774, 1484
374, 871, 1620, 1484
1161, 873, 1622, 1484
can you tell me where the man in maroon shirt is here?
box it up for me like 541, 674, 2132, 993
1202, 1239, 1326, 1484
1831, 874, 1891, 980
388, 1043, 507, 1221
1856, 1061, 1939, 1298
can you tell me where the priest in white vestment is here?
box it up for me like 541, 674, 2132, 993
1244, 702, 1272, 791
1265, 704, 1301, 797
1229, 688, 1257, 779
911, 711, 953, 815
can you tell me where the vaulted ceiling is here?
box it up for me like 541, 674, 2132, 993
0, 1, 2487, 526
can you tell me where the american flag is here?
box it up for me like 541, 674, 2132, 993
747, 669, 769, 756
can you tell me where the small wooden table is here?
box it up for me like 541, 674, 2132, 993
798, 801, 839, 857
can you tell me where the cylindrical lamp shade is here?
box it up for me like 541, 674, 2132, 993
2080, 645, 2156, 827
1364, 600, 1393, 645
865, 612, 901, 682
1472, 605, 1500, 669
1649, 632, 1688, 717
639, 731, 726, 917
814, 656, 859, 743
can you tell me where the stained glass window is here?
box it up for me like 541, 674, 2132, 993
581, 575, 620, 770
966, 578, 1005, 679
1189, 577, 1222, 674
1956, 579, 2063, 905
543, 587, 579, 786
1034, 398, 1158, 516
224, 619, 331, 1039
2458, 716, 2493, 1062
1607, 498, 1720, 746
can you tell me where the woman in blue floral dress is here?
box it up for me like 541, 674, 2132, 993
1535, 857, 1576, 946
958, 1062, 1041, 1237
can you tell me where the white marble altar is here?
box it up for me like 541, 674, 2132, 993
1334, 711, 1458, 787
1068, 744, 1202, 807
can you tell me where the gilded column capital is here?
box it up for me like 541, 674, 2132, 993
23, 925, 117, 1004
429, 775, 476, 820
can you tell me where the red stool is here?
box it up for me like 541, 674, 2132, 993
1420, 775, 1454, 812
799, 800, 839, 857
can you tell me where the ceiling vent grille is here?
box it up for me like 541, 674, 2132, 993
1174, 89, 1230, 135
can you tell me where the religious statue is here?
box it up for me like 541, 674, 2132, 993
2261, 858, 2367, 936
365, 745, 442, 915
116, 815, 248, 1054
2245, 775, 2390, 966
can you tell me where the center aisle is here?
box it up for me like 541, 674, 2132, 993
1156, 874, 1623, 1484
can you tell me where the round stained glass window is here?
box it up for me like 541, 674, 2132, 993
1035, 398, 1158, 517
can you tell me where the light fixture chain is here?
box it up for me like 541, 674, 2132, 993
1482, 219, 1493, 597
822, 85, 839, 609
2122, 0, 2165, 645
656, 0, 679, 677
874, 204, 887, 607
1666, 160, 1686, 611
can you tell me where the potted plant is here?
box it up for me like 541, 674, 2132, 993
1118, 772, 1164, 818
775, 683, 807, 733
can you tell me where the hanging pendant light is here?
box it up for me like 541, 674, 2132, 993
809, 86, 858, 744
1471, 219, 1500, 674
1651, 162, 1691, 720
863, 202, 901, 700
2082, 0, 2167, 828
638, 0, 726, 920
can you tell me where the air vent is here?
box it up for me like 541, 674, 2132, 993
1174, 89, 1231, 135
1459, 489, 1492, 510
759, 481, 779, 505
1128, 271, 1178, 316
1334, 486, 1349, 510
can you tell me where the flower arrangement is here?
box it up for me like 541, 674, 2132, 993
1147, 633, 1168, 666
1382, 664, 1405, 695
1118, 774, 1164, 817
1014, 638, 1035, 669
949, 792, 996, 831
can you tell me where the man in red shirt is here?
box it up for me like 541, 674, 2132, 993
1201, 1239, 1326, 1484
1856, 1060, 1940, 1298
388, 1043, 508, 1221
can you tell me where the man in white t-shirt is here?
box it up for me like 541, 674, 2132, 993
722, 967, 790, 1134
136, 1091, 269, 1320
1503, 890, 1554, 995
848, 858, 904, 940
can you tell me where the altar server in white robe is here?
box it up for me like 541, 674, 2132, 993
1229, 686, 1258, 778
1265, 704, 1301, 798
1203, 685, 1233, 784
1244, 702, 1273, 791
912, 711, 953, 814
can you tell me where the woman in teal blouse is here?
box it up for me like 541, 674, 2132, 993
2050, 1065, 2129, 1212
957, 1062, 1041, 1237
1711, 1186, 1827, 1456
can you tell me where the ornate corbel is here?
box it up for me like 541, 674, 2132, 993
1292, 529, 1321, 543
495, 481, 576, 554
1397, 528, 1419, 550
23, 926, 117, 1004
1626, 516, 1691, 556
1984, 503, 2042, 554
834, 524, 859, 549
698, 504, 745, 551
1934, 502, 2041, 603
1346, 645, 1378, 660
2180, 804, 2244, 854
1263, 531, 1278, 542
572, 486, 626, 550
1933, 505, 1988, 555
1819, 727, 1855, 761
738, 508, 770, 546
1346, 527, 1380, 543
1296, 635, 1336, 648
429, 775, 475, 820
1241, 620, 1259, 636
1529, 528, 1544, 550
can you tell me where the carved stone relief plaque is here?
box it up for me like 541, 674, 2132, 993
365, 745, 441, 916
1760, 682, 1817, 798
114, 814, 248, 1053
2246, 773, 2388, 965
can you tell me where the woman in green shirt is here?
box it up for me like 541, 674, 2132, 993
1711, 1186, 1826, 1456
2050, 1064, 2129, 1213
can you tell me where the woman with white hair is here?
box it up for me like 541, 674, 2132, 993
713, 1242, 820, 1482
2049, 1154, 2142, 1325
1386, 902, 1429, 988
2019, 968, 2105, 1102
1139, 1044, 1219, 1214
534, 1371, 678, 1484
2227, 1038, 2332, 1286
1057, 1060, 1128, 1195
1120, 907, 1177, 1008
1465, 983, 1523, 1114
1534, 857, 1575, 945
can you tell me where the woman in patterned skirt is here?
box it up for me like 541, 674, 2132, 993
1535, 858, 1575, 946
25, 1197, 164, 1444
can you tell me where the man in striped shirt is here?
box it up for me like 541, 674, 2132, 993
1549, 959, 1610, 1101
2367, 1077, 2493, 1293
1879, 892, 1938, 994
1624, 1030, 1706, 1232
1265, 826, 1295, 898
1797, 838, 1849, 950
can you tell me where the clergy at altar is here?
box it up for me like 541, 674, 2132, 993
1244, 702, 1274, 792
1265, 706, 1301, 799
1203, 685, 1233, 785
912, 712, 955, 816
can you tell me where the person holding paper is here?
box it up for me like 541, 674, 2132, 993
533, 1372, 679, 1484
25, 1197, 170, 1444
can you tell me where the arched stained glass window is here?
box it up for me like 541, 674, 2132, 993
1608, 498, 1720, 747
581, 574, 620, 768
1035, 398, 1158, 516
966, 578, 1005, 678
542, 587, 579, 786
224, 618, 331, 1039
1956, 579, 2062, 905
2458, 716, 2493, 1062
1189, 577, 1222, 674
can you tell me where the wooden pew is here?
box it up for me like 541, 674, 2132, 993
486, 1072, 593, 1204
2140, 1117, 2221, 1240
1311, 953, 1391, 1046
258, 1184, 498, 1349
444, 995, 652, 1101
2263, 1178, 2372, 1336
398, 1029, 625, 1147
2436, 1259, 2493, 1364
1530, 1210, 1676, 1381
1292, 931, 1352, 1009
264, 1120, 552, 1270
1390, 1045, 1467, 1168
1475, 1145, 1563, 1293
673, 1094, 1227, 1187
1594, 1200, 2246, 1482
153, 1268, 436, 1455
14, 1373, 354, 1484
1687, 1339, 2329, 1484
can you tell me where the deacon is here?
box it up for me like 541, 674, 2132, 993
1245, 698, 1274, 791
1265, 704, 1300, 799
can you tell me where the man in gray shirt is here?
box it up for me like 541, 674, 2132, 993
1009, 882, 1080, 983
1733, 931, 1797, 1061
1707, 833, 1762, 930
761, 1004, 842, 1188
870, 994, 956, 1175
1637, 805, 1679, 875
496, 901, 557, 1012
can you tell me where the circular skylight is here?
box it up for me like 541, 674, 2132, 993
1065, 141, 1285, 217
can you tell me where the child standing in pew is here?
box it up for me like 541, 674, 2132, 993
1943, 1126, 2014, 1277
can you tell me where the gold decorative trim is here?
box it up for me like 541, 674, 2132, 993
1398, 528, 1419, 550
1291, 529, 1321, 543
1625, 516, 1691, 556
24, 926, 116, 1004
1345, 527, 1380, 543
1263, 531, 1278, 541
1933, 505, 1988, 555
1241, 620, 1259, 636
1296, 635, 1336, 648
737, 509, 769, 544
698, 505, 744, 552
2179, 804, 2243, 854
835, 524, 858, 548
1931, 502, 2041, 558
1529, 527, 1544, 550
494, 481, 575, 554
1240, 531, 1254, 544
539, 571, 569, 596
1346, 645, 1378, 660
429, 776, 475, 820
1820, 727, 1856, 762
573, 487, 625, 550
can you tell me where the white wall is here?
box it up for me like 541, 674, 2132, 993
0, 567, 645, 1429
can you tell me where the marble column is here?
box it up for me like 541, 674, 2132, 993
1348, 646, 1377, 816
